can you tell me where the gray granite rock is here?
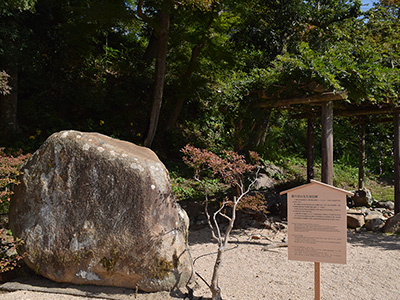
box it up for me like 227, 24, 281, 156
347, 210, 365, 229
364, 210, 385, 223
9, 130, 193, 292
351, 189, 374, 207
365, 218, 385, 232
375, 201, 395, 211
383, 213, 400, 234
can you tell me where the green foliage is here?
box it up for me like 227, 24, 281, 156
181, 144, 262, 215
367, 178, 394, 202
273, 155, 352, 189
0, 0, 398, 190
181, 116, 230, 153
171, 173, 224, 202
0, 0, 37, 13
0, 1, 36, 66
10, 0, 145, 146
270, 153, 393, 202
271, 156, 309, 192
333, 163, 359, 189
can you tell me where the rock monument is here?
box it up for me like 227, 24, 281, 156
9, 130, 193, 292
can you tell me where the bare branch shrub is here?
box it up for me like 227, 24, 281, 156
181, 145, 261, 300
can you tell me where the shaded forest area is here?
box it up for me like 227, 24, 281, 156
1, 0, 399, 186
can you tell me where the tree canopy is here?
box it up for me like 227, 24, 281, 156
0, 0, 399, 177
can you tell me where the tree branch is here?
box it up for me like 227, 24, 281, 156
219, 212, 232, 222
194, 175, 219, 243
213, 203, 226, 243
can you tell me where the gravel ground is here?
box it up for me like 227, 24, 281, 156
0, 227, 399, 300
0, 291, 109, 300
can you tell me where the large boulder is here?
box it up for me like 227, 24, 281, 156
383, 213, 400, 234
347, 209, 365, 229
9, 130, 193, 292
365, 218, 385, 232
364, 210, 386, 232
351, 188, 374, 208
375, 201, 395, 211
364, 210, 385, 223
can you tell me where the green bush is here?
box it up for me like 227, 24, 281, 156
171, 172, 225, 202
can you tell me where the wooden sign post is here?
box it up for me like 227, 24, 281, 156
281, 180, 353, 300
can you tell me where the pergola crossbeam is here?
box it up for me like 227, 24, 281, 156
257, 91, 347, 108
335, 107, 400, 117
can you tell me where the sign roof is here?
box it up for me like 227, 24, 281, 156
280, 180, 354, 196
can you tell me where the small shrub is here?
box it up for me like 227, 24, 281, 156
181, 145, 261, 300
0, 229, 25, 273
0, 71, 11, 95
0, 148, 31, 213
0, 148, 31, 273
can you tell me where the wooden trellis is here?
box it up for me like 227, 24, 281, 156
257, 92, 400, 214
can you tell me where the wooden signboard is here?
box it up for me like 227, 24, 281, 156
281, 180, 353, 264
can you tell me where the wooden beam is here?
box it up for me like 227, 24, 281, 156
291, 112, 319, 119
257, 91, 347, 108
367, 117, 394, 124
394, 113, 400, 214
336, 106, 400, 117
350, 117, 393, 125
322, 102, 333, 185
295, 109, 400, 121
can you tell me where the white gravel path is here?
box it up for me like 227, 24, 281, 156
0, 227, 399, 300
189, 227, 400, 300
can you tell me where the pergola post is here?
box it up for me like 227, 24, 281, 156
358, 117, 365, 190
322, 101, 334, 185
394, 113, 400, 214
315, 101, 334, 300
307, 118, 315, 182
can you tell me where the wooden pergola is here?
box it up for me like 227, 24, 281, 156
257, 90, 400, 214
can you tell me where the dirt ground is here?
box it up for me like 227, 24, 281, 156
0, 225, 399, 300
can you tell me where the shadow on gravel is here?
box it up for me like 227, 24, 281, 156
0, 274, 138, 299
347, 231, 400, 251
0, 273, 202, 300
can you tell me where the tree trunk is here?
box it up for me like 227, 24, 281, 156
307, 118, 315, 182
165, 16, 212, 131
256, 109, 272, 147
210, 246, 223, 300
358, 117, 366, 190
0, 68, 19, 139
165, 42, 203, 130
394, 113, 400, 214
209, 201, 237, 300
321, 101, 333, 185
143, 10, 170, 148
